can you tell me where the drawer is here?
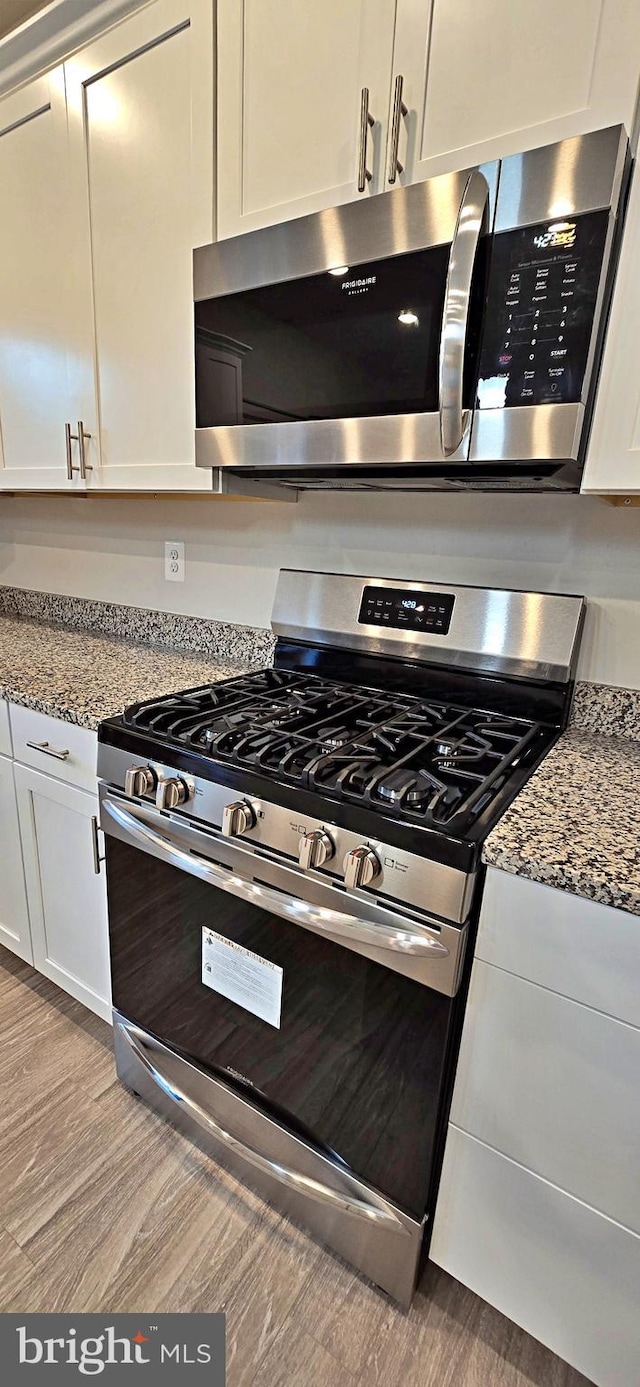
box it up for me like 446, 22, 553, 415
478, 867, 640, 1028
10, 704, 97, 793
431, 1126, 640, 1387
450, 959, 640, 1234
0, 699, 11, 758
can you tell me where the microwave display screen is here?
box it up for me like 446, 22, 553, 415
358, 587, 455, 634
195, 246, 455, 427
476, 208, 609, 409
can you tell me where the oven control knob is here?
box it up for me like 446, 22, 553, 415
343, 845, 381, 891
156, 777, 190, 811
124, 764, 156, 799
299, 830, 335, 871
221, 800, 256, 838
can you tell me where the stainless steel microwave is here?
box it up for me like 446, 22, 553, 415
193, 126, 629, 494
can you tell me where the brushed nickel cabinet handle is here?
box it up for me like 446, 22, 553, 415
77, 420, 92, 478
91, 814, 105, 874
26, 739, 70, 761
387, 74, 408, 183
357, 86, 375, 192
64, 422, 80, 480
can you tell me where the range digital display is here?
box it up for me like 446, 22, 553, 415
476, 208, 609, 409
358, 586, 455, 634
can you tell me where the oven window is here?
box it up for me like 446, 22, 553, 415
106, 837, 455, 1219
195, 246, 451, 427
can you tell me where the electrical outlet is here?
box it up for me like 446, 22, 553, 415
165, 540, 185, 582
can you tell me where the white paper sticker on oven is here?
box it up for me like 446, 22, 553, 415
201, 929, 283, 1028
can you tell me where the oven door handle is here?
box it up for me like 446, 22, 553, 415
116, 1016, 409, 1232
438, 168, 489, 457
101, 797, 449, 959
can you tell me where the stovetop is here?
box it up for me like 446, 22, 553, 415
121, 668, 546, 834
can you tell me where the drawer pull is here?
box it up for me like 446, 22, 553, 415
26, 739, 71, 762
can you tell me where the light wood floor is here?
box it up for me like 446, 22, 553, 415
0, 945, 593, 1387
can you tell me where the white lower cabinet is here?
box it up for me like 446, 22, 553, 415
449, 959, 640, 1235
0, 698, 12, 758
14, 763, 111, 1022
10, 702, 99, 794
431, 1128, 640, 1387
0, 753, 33, 964
431, 868, 640, 1387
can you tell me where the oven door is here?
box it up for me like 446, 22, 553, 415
100, 789, 465, 1230
194, 164, 497, 475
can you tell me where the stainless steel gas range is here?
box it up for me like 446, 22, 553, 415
97, 571, 584, 1304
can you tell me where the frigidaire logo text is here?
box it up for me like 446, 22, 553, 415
16, 1326, 213, 1376
341, 274, 377, 292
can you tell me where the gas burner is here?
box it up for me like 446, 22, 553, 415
123, 670, 542, 830
377, 768, 416, 803
320, 726, 353, 748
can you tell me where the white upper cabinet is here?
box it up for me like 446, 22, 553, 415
390, 0, 640, 187
581, 163, 640, 494
218, 0, 640, 239
217, 0, 397, 239
64, 0, 214, 490
0, 71, 97, 492
1, 0, 638, 489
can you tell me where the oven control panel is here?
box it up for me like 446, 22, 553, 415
476, 208, 609, 409
358, 585, 455, 635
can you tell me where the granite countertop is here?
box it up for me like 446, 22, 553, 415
483, 727, 640, 916
0, 614, 258, 729
1, 586, 638, 917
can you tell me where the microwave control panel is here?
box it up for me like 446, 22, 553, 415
476, 208, 610, 409
358, 587, 455, 634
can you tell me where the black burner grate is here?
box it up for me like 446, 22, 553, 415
124, 669, 540, 829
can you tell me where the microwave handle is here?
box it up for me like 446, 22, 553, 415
439, 169, 489, 457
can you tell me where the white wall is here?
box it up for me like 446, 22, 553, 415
0, 490, 639, 686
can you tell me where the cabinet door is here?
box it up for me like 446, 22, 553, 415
15, 765, 111, 1022
582, 162, 640, 494
0, 71, 97, 492
64, 0, 215, 491
0, 754, 32, 964
217, 0, 397, 239
477, 869, 640, 1029
390, 0, 640, 188
431, 1127, 640, 1387
450, 959, 640, 1236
